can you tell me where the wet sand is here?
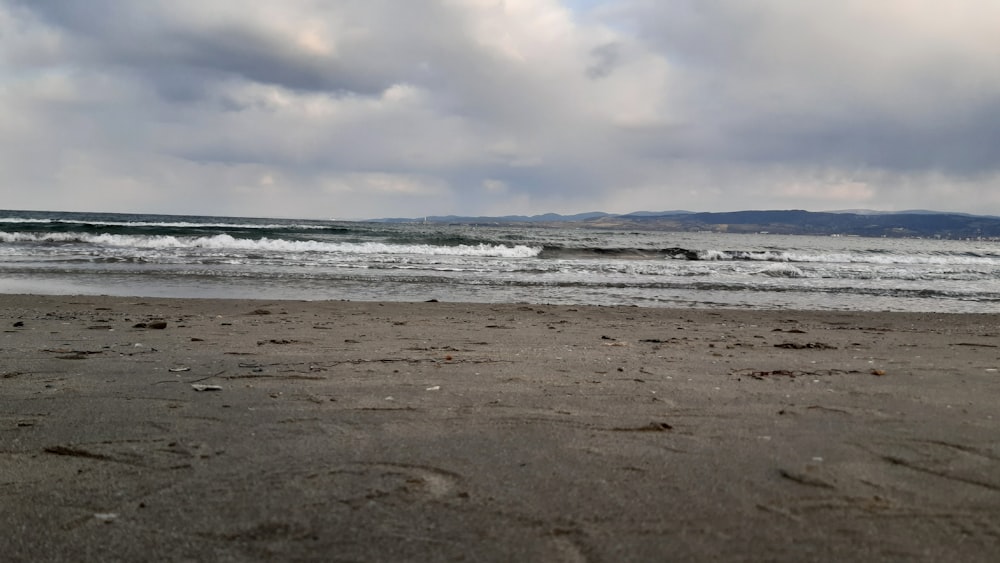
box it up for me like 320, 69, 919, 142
2, 294, 999, 562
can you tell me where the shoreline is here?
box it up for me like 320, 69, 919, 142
3, 294, 999, 561
2, 287, 998, 315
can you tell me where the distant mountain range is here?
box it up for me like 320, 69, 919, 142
373, 209, 1000, 239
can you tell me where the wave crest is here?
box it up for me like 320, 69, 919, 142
0, 232, 541, 258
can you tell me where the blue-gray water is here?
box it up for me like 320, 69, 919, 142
2, 210, 999, 313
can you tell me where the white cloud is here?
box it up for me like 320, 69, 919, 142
1, 0, 999, 218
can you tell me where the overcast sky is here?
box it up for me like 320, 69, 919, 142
3, 0, 1000, 219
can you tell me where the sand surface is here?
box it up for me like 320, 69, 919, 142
2, 294, 999, 562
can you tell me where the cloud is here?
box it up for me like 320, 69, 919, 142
1, 0, 999, 218
615, 1, 1000, 170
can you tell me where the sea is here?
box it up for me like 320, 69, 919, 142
2, 209, 999, 313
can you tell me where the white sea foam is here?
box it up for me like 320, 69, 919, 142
0, 218, 53, 224
0, 232, 540, 258
693, 248, 999, 266
698, 250, 730, 261
758, 264, 808, 278
0, 217, 326, 230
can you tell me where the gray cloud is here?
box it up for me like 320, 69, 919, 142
586, 42, 621, 79
2, 0, 1000, 218
615, 0, 1000, 174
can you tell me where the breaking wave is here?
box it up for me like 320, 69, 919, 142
0, 232, 541, 258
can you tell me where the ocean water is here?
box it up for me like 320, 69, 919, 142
2, 209, 999, 313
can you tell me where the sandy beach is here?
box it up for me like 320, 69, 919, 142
2, 294, 999, 562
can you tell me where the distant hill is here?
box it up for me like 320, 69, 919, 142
371, 210, 1000, 239
829, 209, 993, 217
601, 210, 1000, 238
620, 210, 695, 217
